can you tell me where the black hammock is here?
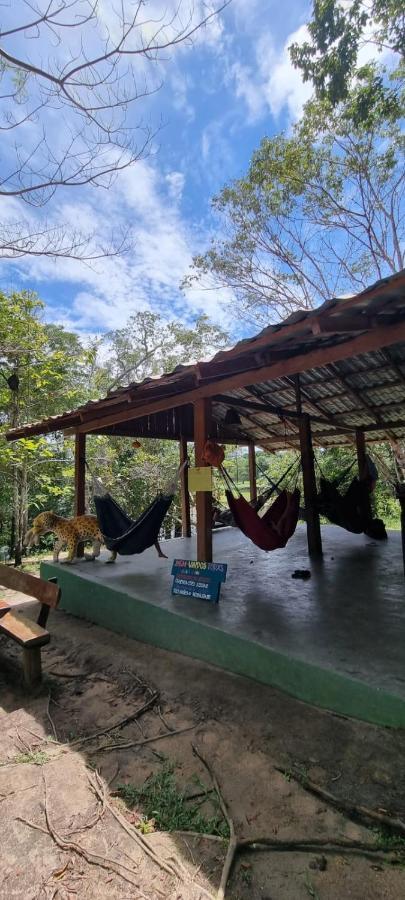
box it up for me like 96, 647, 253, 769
317, 462, 387, 540
92, 466, 183, 556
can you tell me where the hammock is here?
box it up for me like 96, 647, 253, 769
92, 465, 184, 556
213, 482, 277, 528
213, 458, 300, 529
221, 467, 300, 552
256, 458, 306, 518
317, 475, 387, 540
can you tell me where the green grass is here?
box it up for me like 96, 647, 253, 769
304, 873, 321, 899
116, 762, 229, 837
20, 551, 51, 575
14, 750, 49, 766
374, 826, 405, 854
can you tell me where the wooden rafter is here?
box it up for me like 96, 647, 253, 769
5, 302, 405, 445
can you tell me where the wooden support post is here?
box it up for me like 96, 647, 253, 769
355, 428, 367, 478
396, 485, 405, 579
74, 433, 86, 515
179, 437, 191, 538
74, 433, 86, 558
355, 428, 373, 521
248, 443, 257, 503
23, 646, 42, 688
295, 376, 322, 558
194, 398, 212, 562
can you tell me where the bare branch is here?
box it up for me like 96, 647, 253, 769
0, 0, 228, 259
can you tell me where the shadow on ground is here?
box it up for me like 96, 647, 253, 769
1, 600, 405, 899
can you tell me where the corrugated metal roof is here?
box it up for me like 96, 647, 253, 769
5, 269, 405, 449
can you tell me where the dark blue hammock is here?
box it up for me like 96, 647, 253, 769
94, 491, 174, 556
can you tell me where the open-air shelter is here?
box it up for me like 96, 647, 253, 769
6, 269, 405, 727
8, 268, 405, 562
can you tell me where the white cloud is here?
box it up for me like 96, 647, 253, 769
260, 25, 312, 120
230, 62, 266, 122
0, 157, 231, 333
227, 23, 312, 124
165, 171, 185, 202
169, 70, 196, 122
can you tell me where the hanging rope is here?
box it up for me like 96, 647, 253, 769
256, 457, 301, 496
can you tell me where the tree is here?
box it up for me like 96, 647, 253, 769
184, 108, 404, 326
0, 298, 228, 561
0, 290, 93, 562
290, 0, 404, 125
0, 0, 227, 260
95, 310, 228, 394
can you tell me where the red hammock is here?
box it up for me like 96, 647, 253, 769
225, 486, 301, 552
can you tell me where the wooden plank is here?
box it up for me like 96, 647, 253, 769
216, 393, 358, 430
356, 429, 368, 479
248, 443, 257, 503
194, 398, 212, 562
397, 489, 405, 578
23, 646, 42, 686
0, 564, 60, 608
74, 433, 86, 558
74, 433, 86, 516
0, 599, 11, 617
0, 611, 50, 647
364, 419, 405, 433
295, 377, 322, 558
179, 437, 191, 538
71, 319, 405, 434
310, 314, 402, 335
356, 429, 373, 523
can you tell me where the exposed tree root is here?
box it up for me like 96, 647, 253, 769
275, 765, 405, 835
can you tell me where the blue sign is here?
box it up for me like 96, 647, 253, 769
171, 559, 227, 603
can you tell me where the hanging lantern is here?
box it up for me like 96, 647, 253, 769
224, 407, 241, 426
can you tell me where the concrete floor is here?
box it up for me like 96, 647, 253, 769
41, 525, 405, 726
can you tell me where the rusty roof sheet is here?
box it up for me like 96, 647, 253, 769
5, 269, 405, 448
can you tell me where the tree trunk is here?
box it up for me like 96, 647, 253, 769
13, 465, 23, 567
8, 363, 23, 566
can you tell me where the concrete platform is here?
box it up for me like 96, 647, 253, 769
41, 525, 405, 728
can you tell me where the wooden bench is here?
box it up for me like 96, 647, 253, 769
0, 564, 61, 687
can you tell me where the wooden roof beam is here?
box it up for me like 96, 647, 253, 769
7, 317, 405, 441
64, 318, 405, 435
327, 360, 399, 442
311, 315, 369, 335
215, 393, 359, 432
247, 381, 357, 427
382, 348, 405, 388
296, 362, 404, 391
310, 313, 403, 336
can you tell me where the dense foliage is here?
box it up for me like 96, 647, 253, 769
185, 108, 403, 326
185, 2, 404, 326
0, 292, 228, 561
290, 0, 404, 124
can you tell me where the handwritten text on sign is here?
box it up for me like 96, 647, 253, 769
171, 559, 227, 603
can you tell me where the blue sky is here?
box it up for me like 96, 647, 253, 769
1, 0, 313, 342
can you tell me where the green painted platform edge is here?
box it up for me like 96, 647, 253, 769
42, 562, 405, 729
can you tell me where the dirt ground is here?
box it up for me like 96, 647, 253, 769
0, 594, 405, 900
